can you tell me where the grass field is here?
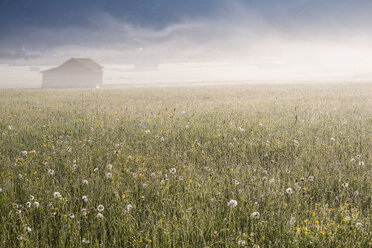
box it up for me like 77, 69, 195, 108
0, 83, 371, 247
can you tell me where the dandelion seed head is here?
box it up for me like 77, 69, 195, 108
237, 240, 246, 246
252, 211, 260, 219
97, 205, 104, 212
227, 199, 238, 207
82, 195, 88, 203
53, 192, 62, 199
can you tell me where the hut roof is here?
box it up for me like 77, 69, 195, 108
41, 58, 103, 73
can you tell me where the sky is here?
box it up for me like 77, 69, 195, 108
1, 0, 372, 83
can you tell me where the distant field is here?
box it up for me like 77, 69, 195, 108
0, 83, 371, 247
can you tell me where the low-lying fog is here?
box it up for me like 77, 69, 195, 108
1, 1, 372, 88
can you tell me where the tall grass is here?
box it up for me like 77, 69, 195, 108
0, 83, 371, 247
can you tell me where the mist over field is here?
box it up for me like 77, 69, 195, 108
0, 1, 371, 247
1, 0, 372, 87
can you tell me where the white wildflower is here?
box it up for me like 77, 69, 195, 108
82, 239, 90, 244
293, 140, 299, 146
33, 201, 40, 208
126, 204, 133, 211
69, 213, 75, 219
26, 202, 31, 208
30, 195, 35, 201
48, 169, 55, 175
350, 158, 356, 164
25, 227, 32, 232
106, 172, 112, 179
106, 164, 113, 170
342, 182, 349, 188
355, 222, 363, 228
169, 168, 176, 174
308, 176, 314, 182
82, 180, 89, 185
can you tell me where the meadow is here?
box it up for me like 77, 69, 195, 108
0, 83, 371, 247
